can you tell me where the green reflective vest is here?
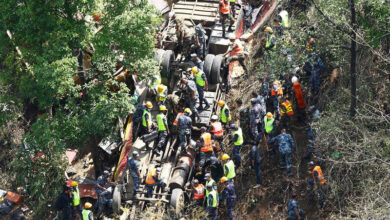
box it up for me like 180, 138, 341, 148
72, 187, 80, 206
266, 34, 276, 50
264, 116, 274, 134
205, 179, 216, 198
230, 0, 236, 3
150, 73, 161, 87
156, 113, 167, 131
82, 209, 92, 220
279, 10, 289, 28
224, 160, 236, 179
207, 190, 218, 208
157, 86, 167, 102
233, 128, 244, 146
220, 105, 231, 123
195, 71, 206, 87
142, 109, 152, 128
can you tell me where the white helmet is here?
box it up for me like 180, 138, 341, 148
211, 115, 218, 121
291, 76, 298, 83
156, 167, 162, 174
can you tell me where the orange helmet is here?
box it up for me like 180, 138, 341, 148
266, 112, 273, 119
218, 100, 225, 107
145, 101, 153, 109
157, 84, 165, 93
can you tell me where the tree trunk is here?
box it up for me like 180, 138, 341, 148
350, 0, 357, 118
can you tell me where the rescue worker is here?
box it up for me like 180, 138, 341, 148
273, 18, 284, 37
175, 19, 192, 61
220, 177, 236, 220
192, 179, 205, 206
95, 170, 111, 214
156, 84, 168, 105
250, 145, 262, 188
258, 75, 270, 103
210, 115, 224, 150
230, 0, 237, 18
145, 167, 164, 198
191, 53, 204, 70
236, 99, 251, 141
128, 151, 141, 198
141, 101, 153, 136
308, 161, 325, 208
263, 112, 276, 150
279, 96, 294, 132
219, 0, 233, 38
230, 124, 243, 168
82, 202, 93, 220
270, 80, 283, 119
194, 164, 206, 184
132, 103, 146, 140
178, 108, 193, 152
218, 100, 232, 129
166, 93, 181, 129
204, 156, 224, 183
206, 183, 218, 220
181, 78, 200, 122
291, 76, 306, 122
222, 153, 236, 180
278, 5, 290, 28
287, 193, 304, 220
251, 91, 266, 114
198, 126, 215, 167
268, 128, 297, 176
155, 105, 170, 156
224, 37, 248, 78
70, 181, 82, 220
195, 19, 207, 59
192, 66, 210, 110
204, 173, 217, 198
56, 185, 72, 220
250, 98, 262, 145
264, 27, 276, 51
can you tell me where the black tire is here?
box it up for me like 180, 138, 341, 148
154, 49, 165, 65
162, 50, 174, 79
204, 54, 215, 81
170, 188, 185, 216
112, 184, 122, 215
210, 55, 224, 84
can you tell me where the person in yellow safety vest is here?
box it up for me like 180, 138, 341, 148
210, 115, 224, 151
190, 179, 205, 206
150, 71, 161, 90
156, 84, 168, 105
230, 0, 237, 18
224, 37, 248, 85
70, 181, 83, 220
198, 126, 215, 167
218, 100, 232, 128
280, 96, 294, 131
263, 112, 276, 151
145, 167, 164, 198
278, 5, 290, 28
219, 0, 233, 38
221, 154, 236, 180
192, 66, 210, 110
204, 173, 217, 198
308, 161, 325, 209
264, 26, 276, 51
206, 183, 219, 220
82, 202, 93, 220
230, 124, 243, 168
141, 101, 153, 150
154, 105, 170, 157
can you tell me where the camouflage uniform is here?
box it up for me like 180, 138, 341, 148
176, 21, 193, 60
238, 105, 251, 142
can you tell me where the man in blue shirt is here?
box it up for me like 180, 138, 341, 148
250, 145, 262, 188
268, 128, 296, 176
178, 108, 193, 152
287, 193, 304, 220
220, 177, 236, 220
127, 151, 141, 198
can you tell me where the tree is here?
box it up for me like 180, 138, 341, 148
0, 0, 161, 216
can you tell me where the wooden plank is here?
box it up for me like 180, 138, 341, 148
175, 1, 218, 7
174, 4, 218, 11
176, 14, 217, 22
174, 9, 217, 17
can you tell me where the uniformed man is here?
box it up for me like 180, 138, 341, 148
206, 183, 218, 220
287, 193, 304, 220
181, 78, 200, 122
195, 19, 207, 59
264, 26, 276, 50
198, 126, 215, 166
145, 167, 164, 198
192, 66, 210, 111
166, 93, 181, 129
204, 156, 224, 183
220, 177, 236, 220
219, 0, 234, 38
82, 202, 93, 220
191, 53, 204, 71
95, 170, 114, 216
268, 128, 297, 176
194, 164, 206, 184
156, 84, 168, 105
141, 101, 153, 136
258, 75, 270, 104
191, 179, 205, 206
230, 124, 243, 168
178, 108, 193, 152
210, 115, 224, 150
218, 100, 232, 129
221, 154, 236, 180
263, 112, 276, 151
70, 181, 82, 220
204, 173, 217, 198
155, 105, 170, 156
249, 98, 262, 145
250, 145, 262, 188
308, 161, 325, 209
132, 103, 146, 140
175, 20, 193, 61
127, 151, 141, 198
236, 99, 251, 141
223, 37, 248, 87
279, 96, 294, 132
